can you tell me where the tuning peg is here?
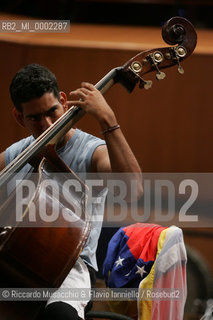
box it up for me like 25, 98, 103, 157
139, 79, 153, 90
173, 46, 187, 74
129, 63, 153, 90
149, 51, 166, 81
178, 64, 184, 74
156, 71, 166, 80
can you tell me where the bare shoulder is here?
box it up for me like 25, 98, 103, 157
91, 144, 111, 173
0, 151, 5, 171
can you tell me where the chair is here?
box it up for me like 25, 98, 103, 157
93, 223, 187, 320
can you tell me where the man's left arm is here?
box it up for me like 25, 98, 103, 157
67, 82, 143, 199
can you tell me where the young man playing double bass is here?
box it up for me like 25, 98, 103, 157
0, 64, 142, 319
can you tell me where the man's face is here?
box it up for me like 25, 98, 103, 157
15, 92, 67, 138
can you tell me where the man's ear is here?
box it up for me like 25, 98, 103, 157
12, 108, 25, 127
59, 91, 68, 111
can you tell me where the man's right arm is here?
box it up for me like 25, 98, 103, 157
0, 152, 5, 171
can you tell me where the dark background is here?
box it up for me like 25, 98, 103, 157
0, 0, 212, 28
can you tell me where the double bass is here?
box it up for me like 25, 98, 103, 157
0, 17, 197, 319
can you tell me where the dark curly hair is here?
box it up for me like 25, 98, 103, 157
10, 64, 60, 111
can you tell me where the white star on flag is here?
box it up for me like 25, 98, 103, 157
115, 256, 125, 267
135, 265, 147, 278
